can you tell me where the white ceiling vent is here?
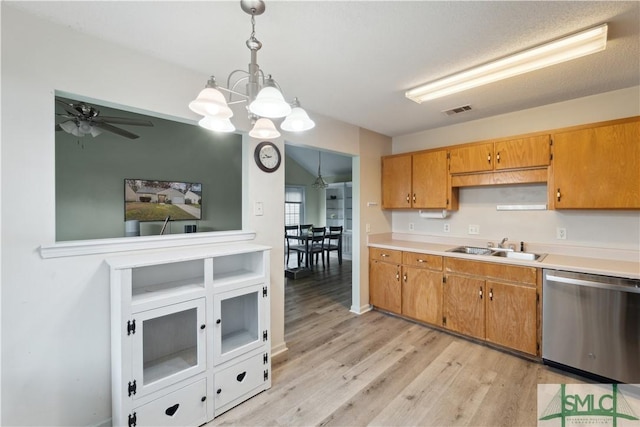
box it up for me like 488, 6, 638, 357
442, 104, 472, 116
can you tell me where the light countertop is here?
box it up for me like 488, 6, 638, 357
368, 234, 640, 280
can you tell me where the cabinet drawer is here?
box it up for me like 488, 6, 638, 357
214, 352, 268, 410
369, 248, 402, 263
402, 252, 443, 270
134, 378, 207, 427
444, 257, 537, 286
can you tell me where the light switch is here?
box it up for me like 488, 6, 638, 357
254, 202, 264, 216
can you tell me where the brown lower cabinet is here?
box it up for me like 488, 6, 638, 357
369, 248, 540, 357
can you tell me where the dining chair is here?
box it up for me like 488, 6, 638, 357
285, 225, 305, 268
299, 224, 313, 235
325, 225, 343, 266
309, 227, 326, 269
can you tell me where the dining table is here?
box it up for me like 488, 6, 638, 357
293, 229, 342, 270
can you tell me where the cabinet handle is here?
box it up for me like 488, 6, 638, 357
396, 271, 400, 281
406, 193, 410, 203
496, 152, 500, 163
489, 288, 493, 301
417, 259, 426, 263
487, 153, 491, 163
165, 404, 179, 417
216, 319, 221, 324
479, 287, 483, 299
381, 253, 389, 258
236, 371, 247, 382
403, 273, 407, 282
556, 188, 561, 202
412, 193, 416, 203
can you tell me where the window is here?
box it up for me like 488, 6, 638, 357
285, 186, 305, 226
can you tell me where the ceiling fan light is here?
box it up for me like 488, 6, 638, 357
249, 118, 280, 139
249, 86, 292, 118
89, 126, 103, 137
189, 87, 233, 118
198, 116, 236, 133
59, 120, 78, 134
281, 107, 316, 132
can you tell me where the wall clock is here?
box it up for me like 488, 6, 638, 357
254, 141, 281, 173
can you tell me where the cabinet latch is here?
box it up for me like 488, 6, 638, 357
263, 286, 268, 297
263, 330, 268, 342
263, 353, 269, 364
127, 319, 136, 335
128, 380, 137, 397
128, 412, 137, 427
264, 370, 269, 381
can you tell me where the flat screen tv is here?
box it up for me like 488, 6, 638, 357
125, 179, 202, 221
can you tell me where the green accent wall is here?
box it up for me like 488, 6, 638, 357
55, 100, 242, 241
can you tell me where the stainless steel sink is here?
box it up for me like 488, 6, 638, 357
492, 251, 547, 261
447, 246, 495, 256
447, 246, 546, 261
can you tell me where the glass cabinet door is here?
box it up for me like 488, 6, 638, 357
213, 284, 266, 365
132, 298, 206, 398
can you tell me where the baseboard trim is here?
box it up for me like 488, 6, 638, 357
350, 304, 372, 315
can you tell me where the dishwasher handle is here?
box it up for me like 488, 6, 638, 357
546, 274, 640, 294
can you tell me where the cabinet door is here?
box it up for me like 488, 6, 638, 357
213, 284, 267, 365
369, 260, 401, 313
381, 155, 412, 208
494, 135, 550, 170
552, 120, 640, 208
412, 150, 449, 209
448, 143, 494, 174
443, 275, 485, 339
485, 281, 537, 355
402, 266, 442, 325
132, 299, 207, 399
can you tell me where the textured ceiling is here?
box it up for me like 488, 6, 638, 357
8, 1, 640, 141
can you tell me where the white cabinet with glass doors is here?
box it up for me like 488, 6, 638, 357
109, 244, 271, 427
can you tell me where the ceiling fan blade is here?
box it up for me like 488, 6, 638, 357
56, 99, 83, 118
92, 116, 154, 127
92, 122, 140, 139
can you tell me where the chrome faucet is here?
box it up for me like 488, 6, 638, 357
498, 237, 509, 248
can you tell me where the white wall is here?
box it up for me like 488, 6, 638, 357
0, 6, 392, 425
391, 87, 640, 251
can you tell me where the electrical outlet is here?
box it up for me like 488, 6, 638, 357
557, 227, 567, 240
409, 223, 415, 231
444, 223, 451, 233
468, 224, 480, 235
254, 201, 264, 216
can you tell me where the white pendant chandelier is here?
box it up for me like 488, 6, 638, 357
189, 0, 315, 138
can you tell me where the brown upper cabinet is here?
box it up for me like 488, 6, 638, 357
382, 149, 457, 210
550, 117, 640, 209
449, 135, 551, 174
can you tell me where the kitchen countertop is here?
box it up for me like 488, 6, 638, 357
368, 234, 640, 280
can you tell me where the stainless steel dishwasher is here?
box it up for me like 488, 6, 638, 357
542, 269, 640, 383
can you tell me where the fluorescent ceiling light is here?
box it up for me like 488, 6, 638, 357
406, 23, 608, 103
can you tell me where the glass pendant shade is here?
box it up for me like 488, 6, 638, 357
189, 87, 233, 118
59, 120, 102, 137
198, 116, 236, 133
249, 118, 281, 139
59, 120, 78, 135
248, 86, 292, 118
281, 107, 316, 132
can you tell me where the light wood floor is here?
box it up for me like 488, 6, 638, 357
212, 259, 588, 426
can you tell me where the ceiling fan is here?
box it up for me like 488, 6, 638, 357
55, 98, 153, 139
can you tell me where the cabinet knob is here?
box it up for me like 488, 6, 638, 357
216, 388, 222, 394
487, 153, 491, 163
403, 273, 407, 282
216, 319, 221, 324
200, 324, 206, 330
201, 396, 207, 402
489, 288, 493, 301
496, 152, 500, 163
556, 188, 561, 202
479, 287, 483, 299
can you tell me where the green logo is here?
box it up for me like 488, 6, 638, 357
539, 384, 639, 427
